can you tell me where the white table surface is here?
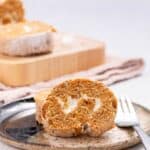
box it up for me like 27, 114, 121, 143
0, 0, 150, 149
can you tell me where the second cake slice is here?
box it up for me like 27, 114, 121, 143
0, 21, 56, 56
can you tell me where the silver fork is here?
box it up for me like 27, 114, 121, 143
115, 96, 150, 150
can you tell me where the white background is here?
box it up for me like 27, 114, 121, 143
23, 0, 150, 74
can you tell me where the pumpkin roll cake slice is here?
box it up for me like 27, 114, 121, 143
34, 79, 117, 137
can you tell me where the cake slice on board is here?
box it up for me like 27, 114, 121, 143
0, 21, 56, 56
0, 0, 24, 24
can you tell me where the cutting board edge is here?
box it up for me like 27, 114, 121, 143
0, 46, 105, 87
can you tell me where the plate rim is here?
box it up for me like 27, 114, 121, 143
0, 98, 149, 150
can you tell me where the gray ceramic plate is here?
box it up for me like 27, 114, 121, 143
0, 98, 150, 150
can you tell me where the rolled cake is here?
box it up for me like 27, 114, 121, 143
0, 21, 56, 56
0, 0, 24, 24
34, 79, 117, 137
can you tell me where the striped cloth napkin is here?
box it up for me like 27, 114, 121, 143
0, 58, 144, 106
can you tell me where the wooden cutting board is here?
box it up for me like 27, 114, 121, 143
0, 98, 149, 150
0, 33, 105, 87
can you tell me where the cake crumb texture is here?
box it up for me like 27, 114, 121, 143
35, 79, 117, 137
0, 0, 24, 24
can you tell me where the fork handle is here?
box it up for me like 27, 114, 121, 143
133, 125, 150, 150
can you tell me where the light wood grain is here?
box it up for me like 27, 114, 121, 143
0, 33, 105, 87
